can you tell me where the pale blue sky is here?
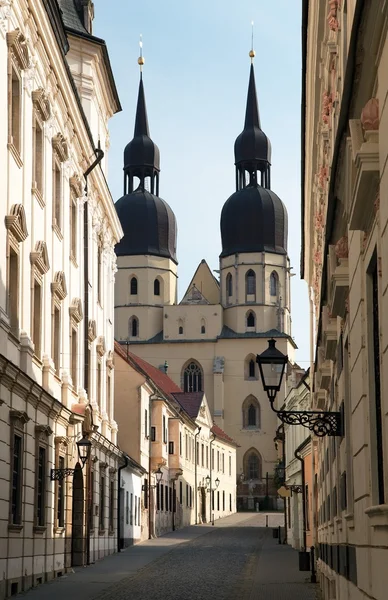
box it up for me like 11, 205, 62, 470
93, 0, 310, 368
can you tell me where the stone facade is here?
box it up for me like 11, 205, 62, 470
0, 1, 122, 596
302, 1, 388, 599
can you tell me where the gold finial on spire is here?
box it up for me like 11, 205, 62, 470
249, 21, 255, 61
138, 34, 145, 70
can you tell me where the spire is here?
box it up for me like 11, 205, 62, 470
133, 78, 150, 137
244, 63, 261, 130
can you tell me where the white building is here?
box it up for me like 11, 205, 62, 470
119, 455, 146, 549
0, 1, 122, 596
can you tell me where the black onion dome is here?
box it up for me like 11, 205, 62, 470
124, 78, 160, 173
115, 188, 177, 263
220, 185, 287, 258
234, 64, 271, 167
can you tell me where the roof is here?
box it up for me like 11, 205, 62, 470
114, 341, 182, 399
211, 424, 239, 447
58, 0, 88, 34
171, 392, 204, 418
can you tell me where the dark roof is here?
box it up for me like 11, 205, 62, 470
219, 326, 291, 340
124, 77, 160, 173
58, 0, 88, 34
172, 392, 204, 418
220, 184, 287, 257
234, 64, 271, 167
114, 342, 182, 399
211, 424, 239, 447
115, 188, 177, 262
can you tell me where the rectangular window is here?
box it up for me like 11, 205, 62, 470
206, 446, 209, 469
11, 434, 22, 525
201, 444, 204, 467
156, 484, 160, 511
10, 66, 21, 152
70, 192, 77, 260
217, 451, 220, 472
138, 497, 140, 526
186, 484, 189, 507
52, 305, 60, 373
179, 432, 182, 456
97, 361, 102, 409
32, 280, 42, 358
134, 495, 137, 526
144, 409, 148, 438
126, 491, 129, 524
130, 492, 133, 525
99, 475, 105, 530
151, 426, 156, 442
97, 245, 102, 304
217, 491, 220, 511
168, 441, 174, 455
179, 481, 183, 504
196, 441, 199, 465
109, 480, 114, 531
229, 493, 232, 512
163, 415, 167, 444
160, 485, 164, 511
222, 490, 225, 511
106, 372, 111, 420
211, 490, 214, 511
189, 486, 192, 508
185, 434, 188, 459
229, 456, 232, 477
71, 327, 78, 388
143, 479, 148, 509
165, 486, 169, 511
8, 247, 19, 333
53, 160, 62, 229
169, 487, 172, 512
36, 446, 46, 526
33, 119, 43, 194
57, 456, 65, 528
212, 449, 214, 469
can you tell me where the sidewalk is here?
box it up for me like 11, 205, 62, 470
15, 512, 256, 600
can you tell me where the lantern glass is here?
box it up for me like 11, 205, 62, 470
155, 467, 163, 484
256, 339, 288, 396
205, 475, 210, 488
215, 477, 220, 489
76, 435, 92, 467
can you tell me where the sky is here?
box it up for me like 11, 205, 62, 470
93, 0, 310, 369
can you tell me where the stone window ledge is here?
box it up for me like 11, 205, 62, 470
334, 516, 342, 531
344, 511, 354, 528
98, 529, 106, 536
365, 504, 388, 527
33, 525, 47, 535
8, 523, 23, 532
54, 527, 65, 535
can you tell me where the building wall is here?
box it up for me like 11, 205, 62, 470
303, 1, 388, 599
120, 466, 144, 547
0, 2, 122, 596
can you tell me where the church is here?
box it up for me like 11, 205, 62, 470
114, 50, 297, 508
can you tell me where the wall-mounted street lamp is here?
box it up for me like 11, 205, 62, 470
50, 434, 92, 480
205, 475, 220, 490
256, 339, 342, 437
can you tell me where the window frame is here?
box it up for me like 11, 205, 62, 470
34, 425, 52, 530
9, 410, 29, 529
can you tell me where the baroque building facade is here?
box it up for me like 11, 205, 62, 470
0, 1, 122, 596
302, 1, 388, 599
114, 52, 297, 509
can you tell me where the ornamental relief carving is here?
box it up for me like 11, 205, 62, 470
32, 88, 51, 121
10, 410, 30, 429
30, 240, 50, 274
69, 298, 83, 323
51, 271, 67, 300
6, 29, 30, 70
88, 319, 97, 342
35, 424, 53, 440
5, 204, 28, 242
361, 98, 379, 131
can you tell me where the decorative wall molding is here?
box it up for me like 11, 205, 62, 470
30, 241, 50, 274
32, 88, 51, 121
51, 271, 67, 300
69, 298, 83, 323
6, 29, 30, 70
5, 204, 28, 242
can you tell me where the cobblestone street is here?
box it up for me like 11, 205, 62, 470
15, 514, 319, 600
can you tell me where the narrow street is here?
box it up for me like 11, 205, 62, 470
16, 514, 319, 600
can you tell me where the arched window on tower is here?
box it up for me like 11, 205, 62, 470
246, 269, 256, 300
226, 273, 233, 301
249, 360, 255, 378
128, 316, 139, 338
154, 278, 160, 296
270, 271, 279, 297
200, 318, 206, 334
244, 354, 257, 380
242, 396, 261, 429
178, 319, 184, 335
130, 277, 138, 295
182, 361, 203, 393
246, 311, 255, 328
243, 448, 262, 481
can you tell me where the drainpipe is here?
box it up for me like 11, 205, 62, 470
209, 432, 215, 525
117, 453, 129, 553
83, 142, 104, 567
294, 436, 311, 551
194, 427, 201, 524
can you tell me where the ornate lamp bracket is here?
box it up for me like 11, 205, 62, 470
275, 406, 342, 437
50, 467, 77, 481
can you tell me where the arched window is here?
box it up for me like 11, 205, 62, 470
246, 269, 256, 297
244, 354, 257, 379
246, 311, 255, 328
243, 448, 262, 481
130, 277, 138, 295
270, 271, 278, 296
226, 273, 233, 298
154, 278, 160, 296
178, 319, 184, 335
242, 396, 261, 429
182, 361, 203, 392
129, 316, 139, 338
249, 359, 255, 378
200, 319, 206, 334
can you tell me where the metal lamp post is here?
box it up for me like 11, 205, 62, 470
256, 339, 342, 437
51, 434, 92, 480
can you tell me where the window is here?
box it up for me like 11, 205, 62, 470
243, 449, 262, 481
223, 490, 225, 511
57, 456, 65, 528
179, 481, 183, 504
246, 311, 255, 328
226, 272, 233, 299
99, 474, 105, 531
71, 326, 78, 388
246, 269, 256, 297
165, 486, 169, 512
52, 135, 69, 230
217, 491, 220, 511
8, 247, 19, 333
33, 118, 43, 195
201, 325, 206, 334
169, 487, 172, 512
52, 305, 61, 373
106, 370, 112, 420
138, 497, 141, 525
270, 271, 278, 296
10, 66, 21, 152
169, 441, 174, 454
32, 279, 42, 358
211, 449, 214, 469
163, 415, 167, 444
229, 456, 232, 476
129, 316, 139, 338
156, 484, 160, 511
305, 484, 310, 531
206, 446, 209, 468
97, 360, 102, 409
242, 396, 261, 429
126, 491, 129, 524
36, 446, 46, 527
11, 434, 23, 525
109, 480, 114, 531
134, 495, 137, 525
217, 451, 220, 471
249, 359, 255, 378
183, 361, 203, 392
130, 492, 133, 524
143, 479, 148, 509
179, 326, 183, 335
151, 426, 156, 441
97, 242, 102, 304
201, 444, 204, 467
154, 279, 160, 295
7, 29, 29, 156
229, 493, 232, 512
130, 277, 138, 295
179, 432, 182, 456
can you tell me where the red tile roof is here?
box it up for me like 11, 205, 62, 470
211, 423, 239, 447
171, 392, 204, 418
114, 341, 182, 399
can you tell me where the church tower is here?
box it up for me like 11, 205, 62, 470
220, 55, 291, 336
114, 56, 178, 343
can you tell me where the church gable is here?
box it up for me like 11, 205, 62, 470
180, 284, 209, 305
181, 259, 220, 305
